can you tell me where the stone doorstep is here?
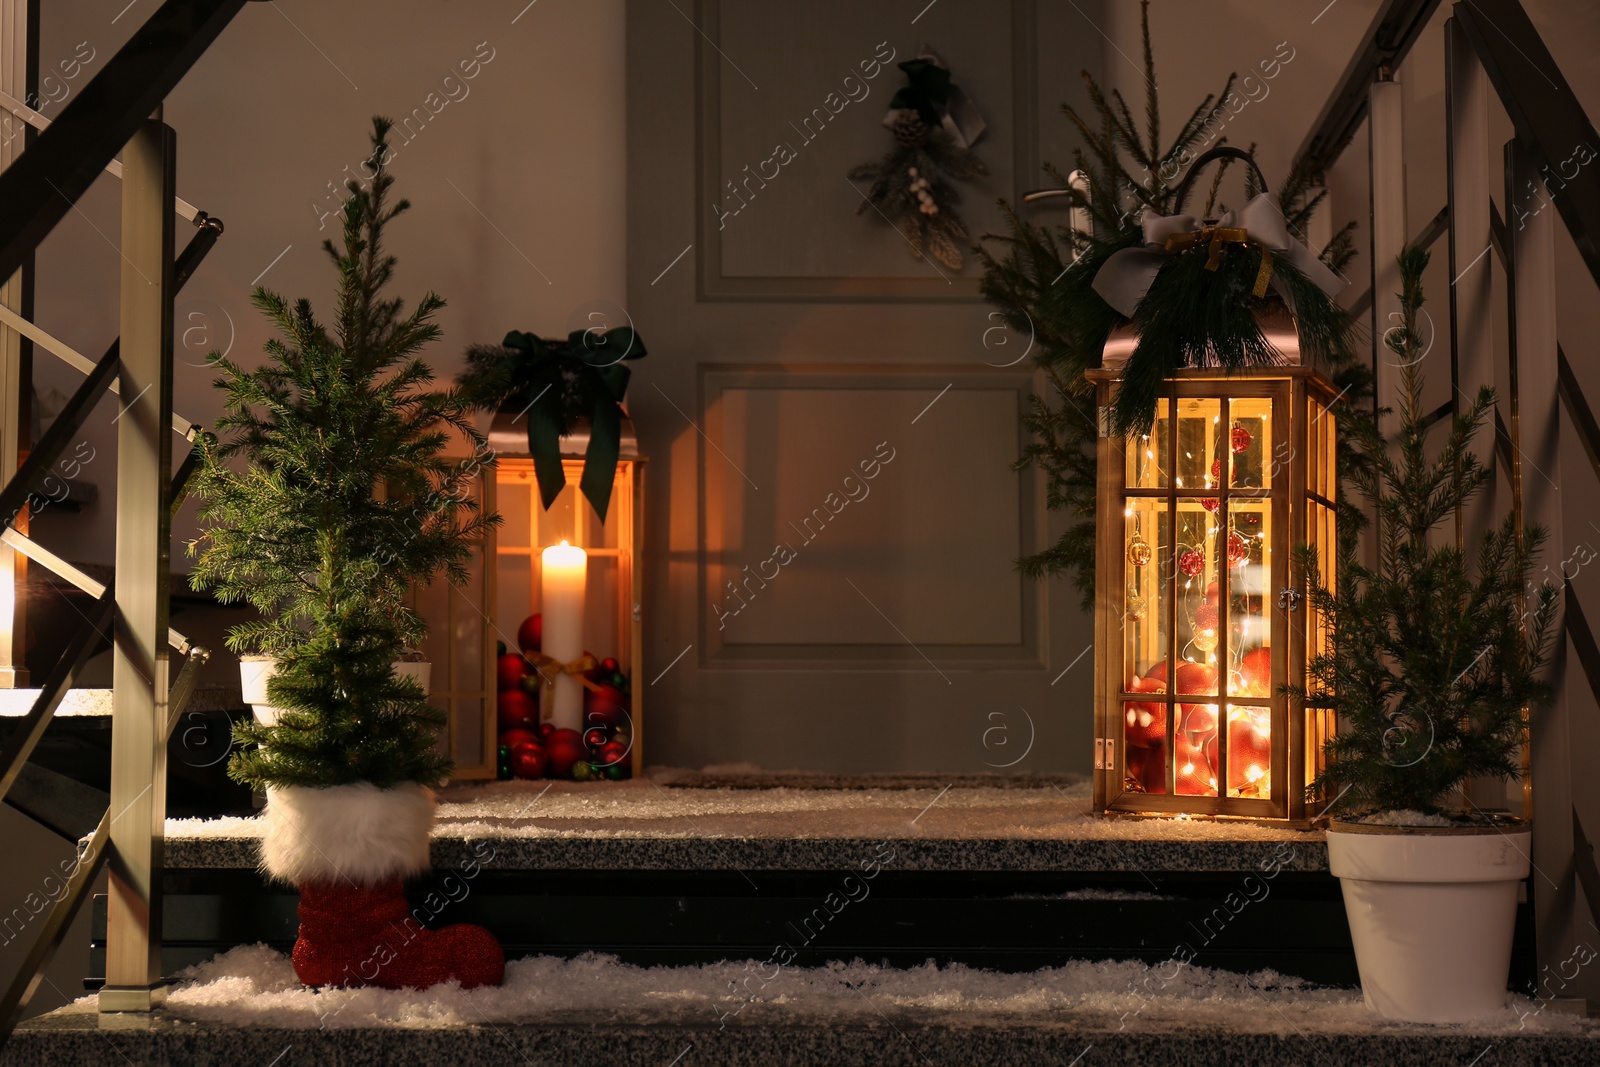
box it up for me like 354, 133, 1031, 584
8, 1005, 1599, 1067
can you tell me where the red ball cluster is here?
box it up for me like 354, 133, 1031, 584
494, 614, 634, 782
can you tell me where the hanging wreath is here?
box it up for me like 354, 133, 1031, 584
848, 47, 988, 271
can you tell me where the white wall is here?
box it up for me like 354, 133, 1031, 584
30, 0, 627, 573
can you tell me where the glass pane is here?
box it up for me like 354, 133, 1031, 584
1175, 723, 1218, 797
1123, 698, 1168, 795
1175, 397, 1220, 492
1305, 500, 1337, 697
1226, 396, 1273, 490
1225, 497, 1272, 696
1226, 704, 1272, 798
1173, 498, 1222, 694
1126, 401, 1170, 488
1122, 500, 1168, 683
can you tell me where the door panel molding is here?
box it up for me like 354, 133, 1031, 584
698, 363, 1043, 668
695, 0, 1039, 302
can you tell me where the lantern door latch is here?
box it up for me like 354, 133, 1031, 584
1094, 737, 1115, 769
1277, 587, 1303, 612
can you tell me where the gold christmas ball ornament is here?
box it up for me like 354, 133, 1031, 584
1126, 531, 1152, 567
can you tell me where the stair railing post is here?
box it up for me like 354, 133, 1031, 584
0, 0, 36, 689
1368, 69, 1408, 562
1508, 136, 1590, 1010
98, 113, 175, 1021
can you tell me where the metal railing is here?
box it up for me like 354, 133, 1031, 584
0, 0, 253, 1040
1300, 0, 1600, 1008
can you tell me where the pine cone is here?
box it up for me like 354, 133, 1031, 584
893, 114, 929, 148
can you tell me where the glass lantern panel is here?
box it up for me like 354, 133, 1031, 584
1123, 698, 1168, 796
1122, 500, 1168, 683
1322, 400, 1338, 498
1305, 499, 1337, 695
1224, 497, 1273, 697
1226, 704, 1272, 798
1174, 707, 1219, 797
1126, 402, 1170, 489
1171, 503, 1221, 798
1226, 396, 1273, 490
1175, 398, 1220, 493
1172, 498, 1223, 696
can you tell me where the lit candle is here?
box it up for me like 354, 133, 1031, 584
541, 540, 587, 730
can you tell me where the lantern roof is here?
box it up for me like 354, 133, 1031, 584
485, 408, 642, 461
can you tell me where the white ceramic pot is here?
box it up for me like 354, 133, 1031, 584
1327, 820, 1530, 1023
240, 656, 433, 725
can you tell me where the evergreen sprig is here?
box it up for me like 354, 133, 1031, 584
188, 117, 500, 790
977, 0, 1367, 603
1295, 246, 1558, 818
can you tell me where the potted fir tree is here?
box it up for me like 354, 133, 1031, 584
188, 118, 503, 990
1294, 246, 1558, 1023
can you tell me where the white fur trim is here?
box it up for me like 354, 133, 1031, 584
260, 782, 434, 886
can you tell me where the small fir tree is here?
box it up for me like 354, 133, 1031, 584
189, 117, 498, 790
1296, 245, 1557, 817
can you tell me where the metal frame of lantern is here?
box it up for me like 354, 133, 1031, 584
1089, 363, 1338, 823
419, 412, 645, 782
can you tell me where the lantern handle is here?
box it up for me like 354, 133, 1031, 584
1171, 147, 1271, 214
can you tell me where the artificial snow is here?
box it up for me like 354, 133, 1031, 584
165, 775, 1314, 845
120, 944, 1593, 1037
1357, 810, 1459, 827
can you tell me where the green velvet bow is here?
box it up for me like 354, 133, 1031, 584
496, 326, 646, 522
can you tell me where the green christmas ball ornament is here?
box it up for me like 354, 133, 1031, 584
609, 670, 626, 688
605, 763, 627, 780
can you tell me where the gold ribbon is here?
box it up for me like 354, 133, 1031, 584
527, 652, 603, 692
1163, 225, 1275, 299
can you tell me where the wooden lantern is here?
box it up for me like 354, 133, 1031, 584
416, 412, 645, 781
1088, 365, 1338, 821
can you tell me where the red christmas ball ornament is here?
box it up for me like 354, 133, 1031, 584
1230, 425, 1253, 454
1125, 744, 1166, 794
543, 728, 586, 778
1180, 700, 1220, 740
596, 740, 630, 769
1193, 603, 1219, 630
537, 721, 557, 740
496, 688, 537, 731
584, 683, 629, 729
1143, 660, 1215, 696
1123, 702, 1166, 750
1227, 529, 1250, 567
510, 742, 547, 780
1178, 549, 1205, 577
1227, 711, 1273, 794
1210, 458, 1222, 483
1238, 646, 1272, 696
599, 657, 620, 675
1201, 498, 1220, 514
497, 653, 528, 692
583, 727, 609, 751
517, 613, 543, 654
1175, 734, 1216, 795
1204, 580, 1220, 607
498, 727, 539, 752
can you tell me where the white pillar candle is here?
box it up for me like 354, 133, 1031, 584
541, 540, 587, 730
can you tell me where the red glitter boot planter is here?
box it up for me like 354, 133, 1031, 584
291, 879, 505, 989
